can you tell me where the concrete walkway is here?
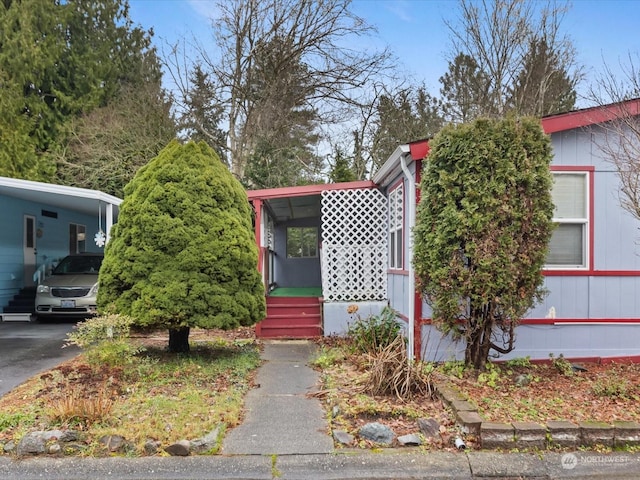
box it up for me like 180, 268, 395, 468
222, 340, 334, 455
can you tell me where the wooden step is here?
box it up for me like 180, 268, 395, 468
258, 295, 323, 338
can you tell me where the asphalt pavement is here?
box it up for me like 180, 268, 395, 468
0, 319, 79, 396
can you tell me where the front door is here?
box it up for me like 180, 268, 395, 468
23, 215, 36, 286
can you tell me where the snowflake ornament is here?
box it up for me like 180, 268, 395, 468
94, 230, 106, 247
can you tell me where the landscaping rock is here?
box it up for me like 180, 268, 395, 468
332, 405, 341, 418
397, 434, 421, 446
3, 441, 15, 454
47, 443, 62, 455
144, 439, 161, 455
332, 430, 354, 445
358, 422, 395, 445
546, 420, 580, 447
191, 426, 221, 454
450, 399, 477, 412
455, 410, 482, 436
481, 422, 515, 449
514, 374, 531, 386
16, 432, 47, 456
614, 420, 640, 447
59, 430, 80, 443
165, 439, 191, 456
513, 421, 546, 448
417, 418, 440, 438
579, 421, 614, 447
99, 434, 126, 453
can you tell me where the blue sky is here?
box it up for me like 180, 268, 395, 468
128, 0, 640, 104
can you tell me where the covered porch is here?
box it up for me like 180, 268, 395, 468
247, 181, 389, 338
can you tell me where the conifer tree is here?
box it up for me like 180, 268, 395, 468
98, 141, 266, 352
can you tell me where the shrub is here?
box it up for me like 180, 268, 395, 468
549, 353, 573, 376
98, 141, 265, 352
346, 305, 403, 354
592, 377, 633, 399
65, 313, 144, 367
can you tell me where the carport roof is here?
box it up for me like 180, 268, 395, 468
0, 177, 122, 217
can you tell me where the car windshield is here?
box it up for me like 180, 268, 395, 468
52, 255, 103, 275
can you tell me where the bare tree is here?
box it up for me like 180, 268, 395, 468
588, 54, 640, 220
166, 0, 393, 183
444, 0, 581, 118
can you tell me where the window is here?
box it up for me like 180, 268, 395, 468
69, 223, 86, 254
389, 184, 403, 269
546, 172, 588, 268
286, 227, 318, 258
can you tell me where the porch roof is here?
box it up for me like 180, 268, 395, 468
0, 176, 122, 217
247, 180, 376, 222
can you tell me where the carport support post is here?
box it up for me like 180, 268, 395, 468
106, 203, 114, 243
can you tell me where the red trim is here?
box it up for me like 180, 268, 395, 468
501, 355, 640, 365
522, 317, 640, 325
247, 180, 375, 200
550, 166, 595, 172
542, 98, 640, 134
409, 139, 430, 160
544, 270, 640, 276
387, 269, 409, 276
413, 291, 422, 359
419, 317, 640, 325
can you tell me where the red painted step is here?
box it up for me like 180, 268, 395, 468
257, 296, 323, 338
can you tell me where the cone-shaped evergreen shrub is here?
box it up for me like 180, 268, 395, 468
98, 141, 265, 350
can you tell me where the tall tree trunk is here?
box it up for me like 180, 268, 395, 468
168, 327, 190, 353
464, 307, 493, 371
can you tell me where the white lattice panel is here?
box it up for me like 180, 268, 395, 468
321, 189, 388, 302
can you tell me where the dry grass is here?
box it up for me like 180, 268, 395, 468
364, 335, 434, 399
47, 386, 115, 426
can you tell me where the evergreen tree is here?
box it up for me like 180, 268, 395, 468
510, 38, 577, 116
371, 86, 443, 168
179, 64, 227, 159
328, 147, 356, 183
439, 53, 492, 123
98, 141, 266, 353
413, 117, 555, 370
0, 0, 163, 180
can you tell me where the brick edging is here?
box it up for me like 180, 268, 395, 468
434, 382, 640, 449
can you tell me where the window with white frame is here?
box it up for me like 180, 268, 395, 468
389, 184, 403, 269
546, 172, 588, 268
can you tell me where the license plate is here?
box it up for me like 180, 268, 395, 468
61, 300, 76, 308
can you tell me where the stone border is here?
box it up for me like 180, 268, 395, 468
434, 383, 640, 450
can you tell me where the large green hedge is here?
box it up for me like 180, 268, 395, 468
98, 140, 265, 336
413, 117, 555, 370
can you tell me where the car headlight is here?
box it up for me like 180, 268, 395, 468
37, 285, 50, 294
89, 283, 99, 295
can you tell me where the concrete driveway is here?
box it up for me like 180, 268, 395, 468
0, 320, 80, 397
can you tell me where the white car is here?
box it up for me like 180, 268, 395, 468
35, 253, 103, 320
